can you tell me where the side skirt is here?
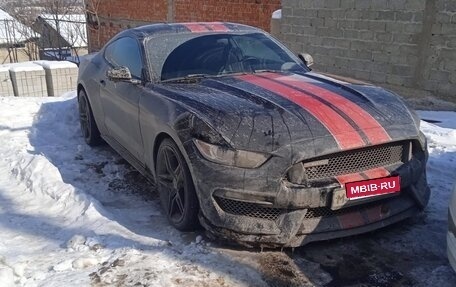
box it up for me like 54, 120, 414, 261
102, 135, 155, 183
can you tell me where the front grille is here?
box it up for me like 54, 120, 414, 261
215, 196, 392, 221
289, 141, 407, 184
304, 197, 391, 219
215, 196, 284, 220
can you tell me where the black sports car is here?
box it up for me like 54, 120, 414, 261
77, 22, 430, 247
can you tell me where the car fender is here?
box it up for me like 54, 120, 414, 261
138, 88, 199, 187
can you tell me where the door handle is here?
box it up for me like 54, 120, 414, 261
100, 80, 106, 87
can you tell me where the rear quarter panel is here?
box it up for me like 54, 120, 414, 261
78, 53, 108, 135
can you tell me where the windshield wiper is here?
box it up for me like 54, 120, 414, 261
253, 69, 283, 74
211, 70, 281, 78
162, 74, 213, 83
253, 69, 309, 76
162, 70, 288, 83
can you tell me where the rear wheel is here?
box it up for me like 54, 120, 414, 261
78, 89, 102, 146
156, 138, 199, 231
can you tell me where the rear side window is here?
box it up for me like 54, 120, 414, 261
104, 37, 143, 79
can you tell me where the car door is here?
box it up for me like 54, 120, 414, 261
99, 36, 145, 161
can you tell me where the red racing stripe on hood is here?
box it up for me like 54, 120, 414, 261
262, 73, 391, 145
182, 23, 210, 32
336, 167, 390, 185
336, 167, 390, 186
238, 74, 366, 150
336, 173, 365, 185
362, 167, 390, 179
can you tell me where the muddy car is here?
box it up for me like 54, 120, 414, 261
77, 22, 430, 247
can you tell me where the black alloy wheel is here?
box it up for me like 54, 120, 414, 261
156, 138, 199, 231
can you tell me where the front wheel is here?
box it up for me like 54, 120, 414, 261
155, 138, 199, 231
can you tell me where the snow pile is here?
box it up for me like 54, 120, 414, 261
0, 94, 266, 286
34, 60, 78, 70
2, 62, 44, 73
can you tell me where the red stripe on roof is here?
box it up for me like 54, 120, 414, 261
205, 22, 230, 32
263, 73, 391, 145
182, 23, 209, 32
238, 74, 366, 150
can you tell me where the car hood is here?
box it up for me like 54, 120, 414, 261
151, 72, 420, 161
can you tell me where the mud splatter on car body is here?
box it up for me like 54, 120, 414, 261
78, 22, 430, 247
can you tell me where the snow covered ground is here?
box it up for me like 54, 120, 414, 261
0, 93, 455, 286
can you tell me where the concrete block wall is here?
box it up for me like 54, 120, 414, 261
35, 61, 79, 97
9, 64, 48, 97
0, 61, 77, 97
87, 0, 281, 51
280, 0, 456, 103
0, 66, 14, 97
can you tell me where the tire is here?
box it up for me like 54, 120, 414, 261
78, 89, 103, 146
155, 138, 200, 231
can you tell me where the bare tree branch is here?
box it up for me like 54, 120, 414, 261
2, 0, 87, 62
84, 0, 102, 50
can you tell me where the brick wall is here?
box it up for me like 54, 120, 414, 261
174, 0, 279, 32
87, 0, 280, 51
279, 0, 456, 104
87, 0, 169, 51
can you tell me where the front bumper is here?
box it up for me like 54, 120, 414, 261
201, 197, 420, 247
185, 140, 430, 247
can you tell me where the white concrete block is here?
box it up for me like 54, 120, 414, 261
0, 66, 14, 97
35, 61, 78, 97
9, 63, 47, 97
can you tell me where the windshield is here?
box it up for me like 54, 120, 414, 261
144, 32, 309, 81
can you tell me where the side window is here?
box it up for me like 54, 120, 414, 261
233, 35, 281, 62
104, 37, 143, 79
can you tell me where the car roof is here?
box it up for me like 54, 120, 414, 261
117, 22, 261, 40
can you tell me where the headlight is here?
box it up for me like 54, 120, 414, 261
194, 139, 270, 169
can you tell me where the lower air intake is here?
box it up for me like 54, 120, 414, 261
215, 196, 284, 221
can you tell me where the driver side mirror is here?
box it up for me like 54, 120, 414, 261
107, 66, 133, 81
298, 53, 314, 67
